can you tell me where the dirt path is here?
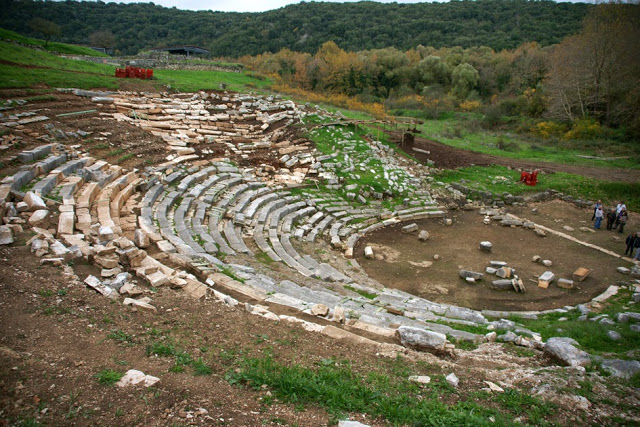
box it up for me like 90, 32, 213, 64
387, 130, 640, 184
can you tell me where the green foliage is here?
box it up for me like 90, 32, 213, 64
192, 358, 213, 376
107, 329, 134, 344
226, 354, 529, 425
0, 28, 107, 56
434, 164, 640, 211
343, 285, 377, 300
96, 369, 123, 386
0, 1, 589, 56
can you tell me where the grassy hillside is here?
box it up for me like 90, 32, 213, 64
0, 28, 107, 57
0, 32, 271, 92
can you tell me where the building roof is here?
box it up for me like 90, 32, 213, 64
150, 46, 209, 55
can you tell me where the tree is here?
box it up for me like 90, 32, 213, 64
545, 2, 640, 129
28, 18, 60, 48
451, 63, 479, 99
89, 30, 116, 49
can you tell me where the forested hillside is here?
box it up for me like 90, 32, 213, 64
0, 0, 589, 56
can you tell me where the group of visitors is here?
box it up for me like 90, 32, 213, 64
593, 200, 638, 260
592, 200, 628, 232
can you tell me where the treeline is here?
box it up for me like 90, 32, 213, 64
0, 0, 589, 56
242, 3, 640, 137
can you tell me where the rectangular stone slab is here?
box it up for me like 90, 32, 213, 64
572, 267, 590, 282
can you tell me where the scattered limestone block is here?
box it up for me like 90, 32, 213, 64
446, 373, 459, 387
486, 267, 497, 274
395, 326, 447, 352
484, 381, 504, 393
418, 230, 429, 241
535, 229, 546, 237
332, 306, 346, 324
409, 375, 431, 385
496, 267, 512, 279
402, 223, 418, 233
94, 255, 119, 269
28, 210, 50, 228
57, 212, 75, 236
24, 191, 47, 211
542, 259, 553, 267
557, 278, 575, 289
364, 246, 374, 259
0, 225, 14, 245
116, 369, 160, 388
84, 275, 115, 298
479, 241, 492, 252
311, 304, 330, 317
30, 238, 48, 256
572, 267, 590, 282
617, 267, 630, 275
123, 297, 157, 313
134, 229, 150, 248
146, 270, 169, 287
538, 271, 555, 289
444, 218, 453, 226
532, 255, 541, 263
459, 270, 483, 280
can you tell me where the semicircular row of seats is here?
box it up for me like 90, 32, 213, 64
2, 144, 490, 343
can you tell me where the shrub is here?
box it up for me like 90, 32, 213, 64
564, 118, 605, 140
530, 121, 567, 139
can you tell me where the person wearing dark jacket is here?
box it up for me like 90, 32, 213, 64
606, 208, 617, 230
625, 232, 638, 256
618, 209, 628, 234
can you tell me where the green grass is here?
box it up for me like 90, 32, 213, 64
515, 291, 640, 358
153, 69, 271, 92
344, 285, 378, 300
414, 112, 640, 169
96, 369, 123, 386
107, 329, 134, 344
434, 164, 640, 211
0, 37, 270, 92
226, 353, 551, 425
0, 28, 108, 57
115, 153, 134, 164
0, 41, 113, 74
0, 64, 120, 90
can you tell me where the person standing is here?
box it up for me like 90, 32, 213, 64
633, 232, 640, 260
618, 208, 628, 234
625, 232, 638, 256
606, 208, 617, 230
613, 201, 627, 230
592, 200, 603, 221
594, 206, 604, 229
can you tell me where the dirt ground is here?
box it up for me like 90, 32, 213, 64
356, 206, 637, 312
0, 244, 361, 426
388, 130, 640, 184
2, 240, 639, 426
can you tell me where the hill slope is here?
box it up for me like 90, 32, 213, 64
0, 0, 589, 56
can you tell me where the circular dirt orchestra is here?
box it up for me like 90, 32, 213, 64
355, 209, 628, 312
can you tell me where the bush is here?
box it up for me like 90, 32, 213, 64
564, 118, 605, 140
530, 121, 567, 139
